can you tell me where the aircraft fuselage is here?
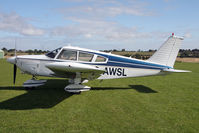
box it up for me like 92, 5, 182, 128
8, 46, 170, 80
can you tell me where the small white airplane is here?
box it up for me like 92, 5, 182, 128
7, 33, 190, 93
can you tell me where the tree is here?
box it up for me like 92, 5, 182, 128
135, 53, 141, 59
8, 49, 15, 52
113, 49, 117, 52
2, 47, 7, 52
26, 50, 33, 55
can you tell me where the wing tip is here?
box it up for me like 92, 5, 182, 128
163, 68, 191, 73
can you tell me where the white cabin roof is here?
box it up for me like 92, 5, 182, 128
62, 46, 109, 55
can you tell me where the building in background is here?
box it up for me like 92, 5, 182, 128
0, 49, 4, 58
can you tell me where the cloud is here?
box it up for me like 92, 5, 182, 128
51, 0, 155, 41
0, 36, 62, 50
184, 32, 192, 38
51, 18, 151, 41
163, 0, 173, 2
59, 6, 153, 18
0, 12, 45, 36
59, 0, 155, 18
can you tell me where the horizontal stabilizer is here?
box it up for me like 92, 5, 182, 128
162, 69, 191, 73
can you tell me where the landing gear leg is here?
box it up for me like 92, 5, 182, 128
32, 75, 37, 80
64, 72, 91, 93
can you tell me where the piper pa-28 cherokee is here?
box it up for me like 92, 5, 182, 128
7, 33, 190, 93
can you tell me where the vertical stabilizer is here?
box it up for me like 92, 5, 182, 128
148, 34, 183, 67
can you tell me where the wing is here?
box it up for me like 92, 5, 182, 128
46, 62, 105, 79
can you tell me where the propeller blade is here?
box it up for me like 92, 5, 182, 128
13, 64, 17, 84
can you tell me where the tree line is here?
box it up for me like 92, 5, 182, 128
1, 47, 50, 56
104, 49, 199, 59
1, 47, 199, 58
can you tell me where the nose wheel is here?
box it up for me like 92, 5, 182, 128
23, 76, 47, 88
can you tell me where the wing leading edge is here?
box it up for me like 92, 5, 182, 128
46, 62, 104, 73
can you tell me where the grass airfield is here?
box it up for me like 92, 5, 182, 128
0, 59, 199, 132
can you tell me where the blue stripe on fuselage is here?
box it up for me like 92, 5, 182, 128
83, 52, 171, 70
107, 55, 171, 69
79, 51, 171, 69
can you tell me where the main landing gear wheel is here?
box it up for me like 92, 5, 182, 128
64, 72, 91, 94
64, 84, 91, 94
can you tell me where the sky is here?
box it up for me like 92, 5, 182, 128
0, 0, 198, 51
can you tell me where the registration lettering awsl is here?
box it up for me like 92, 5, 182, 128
103, 67, 127, 76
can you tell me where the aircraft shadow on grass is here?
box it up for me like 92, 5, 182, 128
0, 79, 72, 110
0, 79, 157, 110
92, 85, 157, 93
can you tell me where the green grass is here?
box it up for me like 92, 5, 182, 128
0, 59, 199, 133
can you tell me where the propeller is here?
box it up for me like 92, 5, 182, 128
13, 38, 17, 84
7, 38, 18, 84
13, 64, 17, 84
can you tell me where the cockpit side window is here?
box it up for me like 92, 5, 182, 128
95, 55, 107, 62
78, 52, 94, 62
57, 50, 77, 61
46, 47, 61, 58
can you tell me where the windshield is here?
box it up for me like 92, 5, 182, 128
46, 47, 61, 58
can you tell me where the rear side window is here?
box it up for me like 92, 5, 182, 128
95, 56, 107, 62
57, 50, 77, 60
78, 52, 94, 62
